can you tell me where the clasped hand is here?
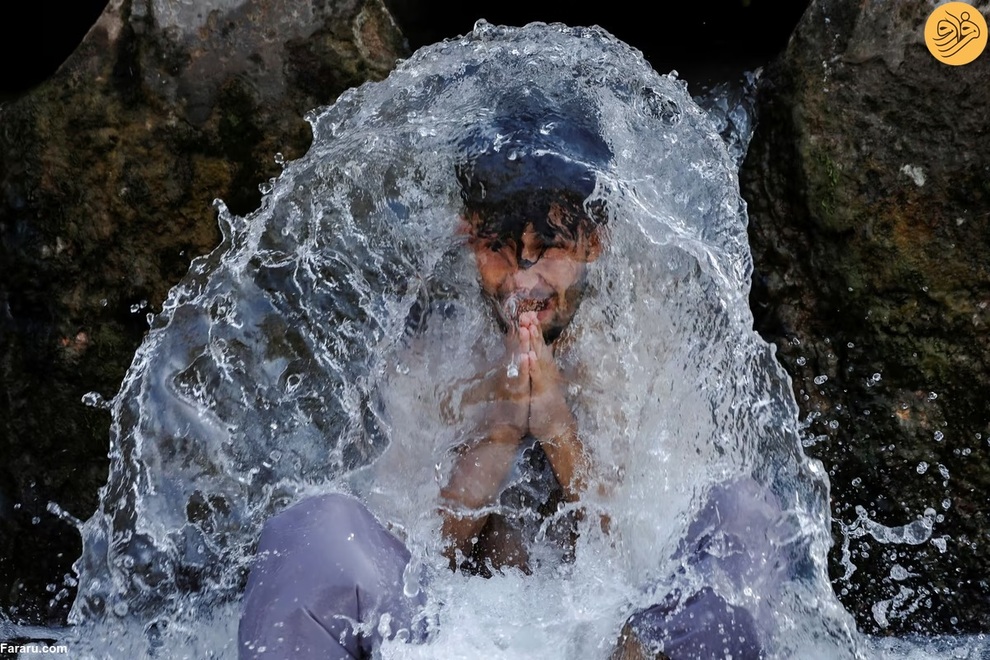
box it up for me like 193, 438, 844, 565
486, 311, 574, 446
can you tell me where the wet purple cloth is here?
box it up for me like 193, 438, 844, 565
239, 493, 424, 659
625, 588, 762, 659
622, 478, 788, 659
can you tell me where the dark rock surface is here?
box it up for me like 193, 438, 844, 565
384, 0, 807, 89
0, 1, 109, 98
742, 0, 990, 635
0, 0, 406, 623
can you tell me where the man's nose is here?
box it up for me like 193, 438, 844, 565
517, 226, 542, 269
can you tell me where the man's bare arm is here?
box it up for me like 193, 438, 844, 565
440, 329, 531, 565
439, 425, 521, 563
521, 312, 611, 532
530, 396, 589, 502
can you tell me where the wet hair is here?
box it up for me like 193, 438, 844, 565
455, 90, 612, 245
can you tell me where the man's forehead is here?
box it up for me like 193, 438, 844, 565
464, 196, 597, 240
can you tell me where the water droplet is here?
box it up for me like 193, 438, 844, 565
890, 564, 916, 581
871, 599, 891, 628
81, 391, 112, 410
473, 18, 495, 35
796, 356, 807, 366
928, 391, 938, 401
641, 87, 681, 125
933, 431, 944, 442
814, 375, 828, 385
916, 462, 928, 474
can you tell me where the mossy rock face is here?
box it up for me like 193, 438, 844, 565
742, 0, 990, 635
0, 0, 406, 624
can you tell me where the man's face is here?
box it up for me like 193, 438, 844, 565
465, 204, 602, 342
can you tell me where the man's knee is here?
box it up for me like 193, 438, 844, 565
241, 494, 419, 659
259, 493, 367, 540
256, 493, 398, 563
617, 588, 762, 660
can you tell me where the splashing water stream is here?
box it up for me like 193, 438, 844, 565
45, 20, 985, 659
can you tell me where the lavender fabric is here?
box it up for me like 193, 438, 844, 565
239, 493, 425, 659
623, 478, 786, 659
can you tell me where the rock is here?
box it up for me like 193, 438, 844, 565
0, 0, 406, 623
742, 0, 990, 634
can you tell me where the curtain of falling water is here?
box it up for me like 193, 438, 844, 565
64, 21, 862, 658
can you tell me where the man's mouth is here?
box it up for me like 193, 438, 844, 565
501, 293, 551, 321
514, 298, 548, 314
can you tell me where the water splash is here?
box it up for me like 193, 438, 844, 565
64, 21, 861, 658
693, 69, 761, 169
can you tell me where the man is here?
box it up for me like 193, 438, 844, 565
438, 117, 608, 575
239, 105, 768, 659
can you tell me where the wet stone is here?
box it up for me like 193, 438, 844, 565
0, 0, 407, 625
741, 0, 990, 635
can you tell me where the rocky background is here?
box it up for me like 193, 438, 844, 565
742, 0, 990, 634
3, 0, 987, 643
0, 0, 407, 624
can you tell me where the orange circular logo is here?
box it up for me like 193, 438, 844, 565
925, 2, 988, 65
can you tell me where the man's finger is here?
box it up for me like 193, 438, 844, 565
519, 323, 532, 356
